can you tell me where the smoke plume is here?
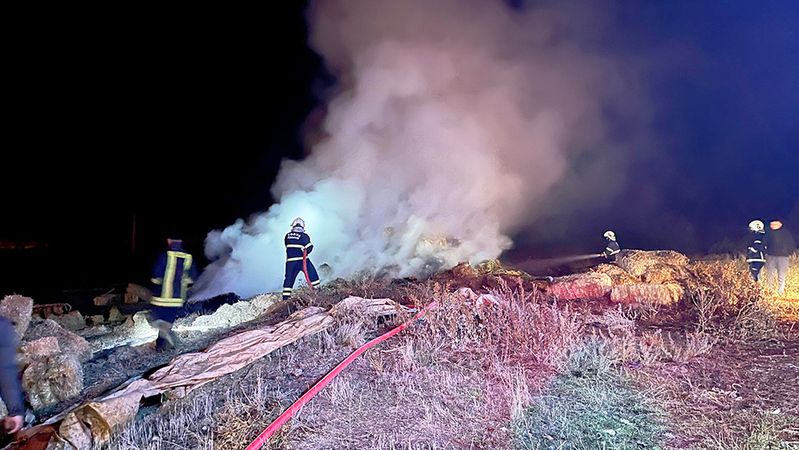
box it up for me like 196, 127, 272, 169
193, 0, 649, 299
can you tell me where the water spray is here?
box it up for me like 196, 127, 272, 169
512, 253, 604, 280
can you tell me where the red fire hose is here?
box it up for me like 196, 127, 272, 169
244, 301, 437, 450
302, 249, 313, 290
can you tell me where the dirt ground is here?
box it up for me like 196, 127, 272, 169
640, 337, 799, 448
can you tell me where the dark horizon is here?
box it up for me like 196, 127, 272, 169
3, 1, 798, 300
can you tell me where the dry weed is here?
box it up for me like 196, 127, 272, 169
689, 259, 783, 340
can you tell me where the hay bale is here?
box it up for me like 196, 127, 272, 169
77, 324, 111, 339
610, 283, 684, 305
641, 263, 693, 284
547, 273, 613, 300
21, 336, 61, 356
451, 262, 479, 279
32, 303, 72, 319
124, 283, 152, 304
52, 310, 86, 331
24, 319, 93, 362
108, 307, 125, 323
184, 294, 280, 331
19, 336, 61, 368
0, 295, 34, 339
476, 259, 526, 277
593, 264, 639, 285
93, 293, 119, 307
87, 314, 105, 326
23, 354, 83, 410
617, 250, 690, 277
91, 311, 157, 351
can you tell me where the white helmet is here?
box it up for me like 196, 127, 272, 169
291, 217, 305, 229
603, 230, 616, 240
748, 220, 764, 232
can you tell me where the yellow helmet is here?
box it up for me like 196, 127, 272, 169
603, 230, 616, 240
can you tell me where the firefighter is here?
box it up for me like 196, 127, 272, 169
283, 218, 320, 300
1, 318, 25, 435
746, 220, 767, 282
149, 236, 198, 350
602, 230, 621, 262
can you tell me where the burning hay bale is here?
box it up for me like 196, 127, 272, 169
547, 273, 613, 301
22, 354, 84, 410
0, 294, 34, 339
617, 250, 690, 278
432, 262, 484, 290
24, 319, 93, 363
183, 294, 281, 331
593, 264, 639, 285
610, 283, 684, 305
451, 261, 480, 279
476, 259, 526, 277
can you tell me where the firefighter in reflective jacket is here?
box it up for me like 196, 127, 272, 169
746, 220, 767, 281
283, 218, 320, 300
603, 230, 621, 262
150, 236, 198, 350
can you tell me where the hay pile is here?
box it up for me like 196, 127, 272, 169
617, 250, 690, 277
182, 294, 281, 331
641, 263, 693, 285
593, 264, 639, 285
611, 283, 684, 305
16, 320, 93, 410
589, 251, 694, 306
547, 273, 613, 301
475, 259, 527, 277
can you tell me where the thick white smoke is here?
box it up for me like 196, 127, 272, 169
193, 0, 648, 299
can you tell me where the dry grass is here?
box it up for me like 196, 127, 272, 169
587, 304, 717, 368
689, 259, 784, 340
106, 336, 354, 450
293, 274, 415, 310
277, 280, 584, 449
701, 411, 799, 450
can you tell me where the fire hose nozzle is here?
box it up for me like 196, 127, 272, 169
531, 276, 555, 283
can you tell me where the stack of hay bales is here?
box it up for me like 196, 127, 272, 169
546, 250, 693, 304
606, 251, 692, 305
0, 295, 91, 411
22, 319, 92, 410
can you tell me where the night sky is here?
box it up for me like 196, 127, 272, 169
3, 1, 798, 298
